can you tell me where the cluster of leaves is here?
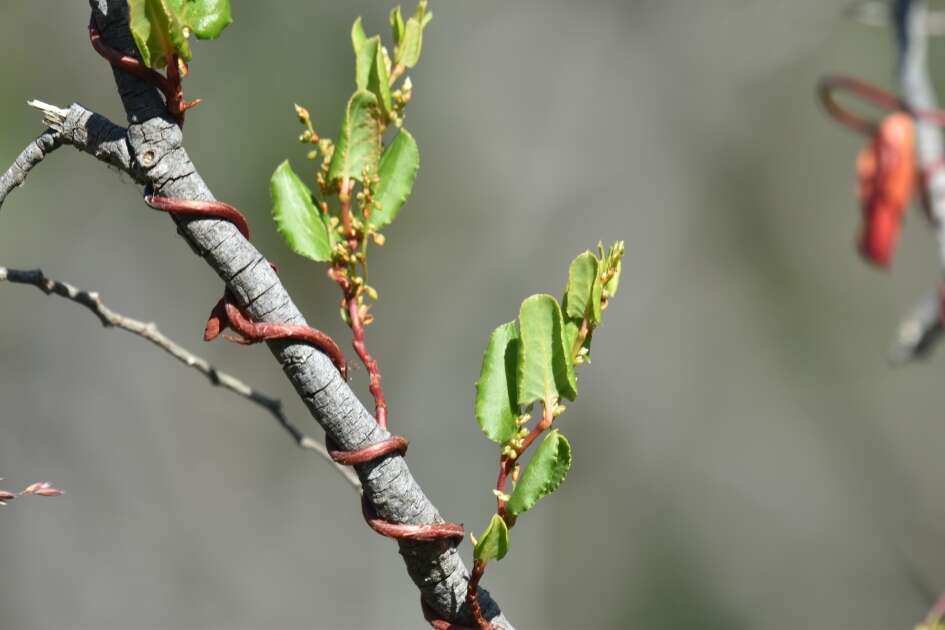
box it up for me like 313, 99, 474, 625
127, 0, 233, 69
472, 242, 625, 564
270, 1, 432, 325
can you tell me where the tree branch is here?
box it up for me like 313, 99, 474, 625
891, 0, 945, 362
0, 100, 138, 212
0, 266, 360, 490
0, 126, 61, 211
0, 1, 512, 626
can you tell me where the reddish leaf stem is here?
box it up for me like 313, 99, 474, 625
346, 294, 389, 428
470, 311, 594, 625
468, 398, 558, 624
466, 560, 491, 630
333, 178, 389, 428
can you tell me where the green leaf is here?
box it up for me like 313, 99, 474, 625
352, 20, 393, 119
352, 16, 369, 51
371, 129, 419, 229
563, 252, 599, 321
475, 322, 521, 444
395, 0, 432, 68
270, 161, 333, 262
604, 259, 622, 298
589, 273, 603, 326
507, 430, 572, 517
517, 295, 577, 405
129, 0, 191, 68
352, 18, 375, 91
328, 91, 383, 184
564, 318, 592, 359
390, 6, 405, 47
368, 44, 394, 118
602, 240, 625, 299
474, 514, 510, 562
128, 0, 231, 68
171, 0, 232, 39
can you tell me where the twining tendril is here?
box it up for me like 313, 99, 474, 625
818, 74, 945, 135
91, 25, 470, 628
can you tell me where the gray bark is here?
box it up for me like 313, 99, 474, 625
0, 130, 61, 209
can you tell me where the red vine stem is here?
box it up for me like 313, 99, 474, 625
89, 22, 200, 126
818, 73, 945, 134
92, 29, 468, 628
143, 194, 349, 376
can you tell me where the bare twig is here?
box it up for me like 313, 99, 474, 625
890, 0, 945, 362
0, 100, 138, 214
0, 480, 65, 506
0, 266, 360, 491
0, 125, 61, 211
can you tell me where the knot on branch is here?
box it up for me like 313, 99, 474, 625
126, 120, 186, 187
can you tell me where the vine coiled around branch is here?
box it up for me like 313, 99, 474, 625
91, 27, 473, 629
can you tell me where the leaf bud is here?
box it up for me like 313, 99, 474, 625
294, 103, 311, 124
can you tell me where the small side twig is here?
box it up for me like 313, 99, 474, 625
0, 266, 360, 491
0, 481, 65, 506
0, 99, 139, 215
0, 118, 61, 211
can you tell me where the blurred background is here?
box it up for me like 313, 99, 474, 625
2, 1, 945, 628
